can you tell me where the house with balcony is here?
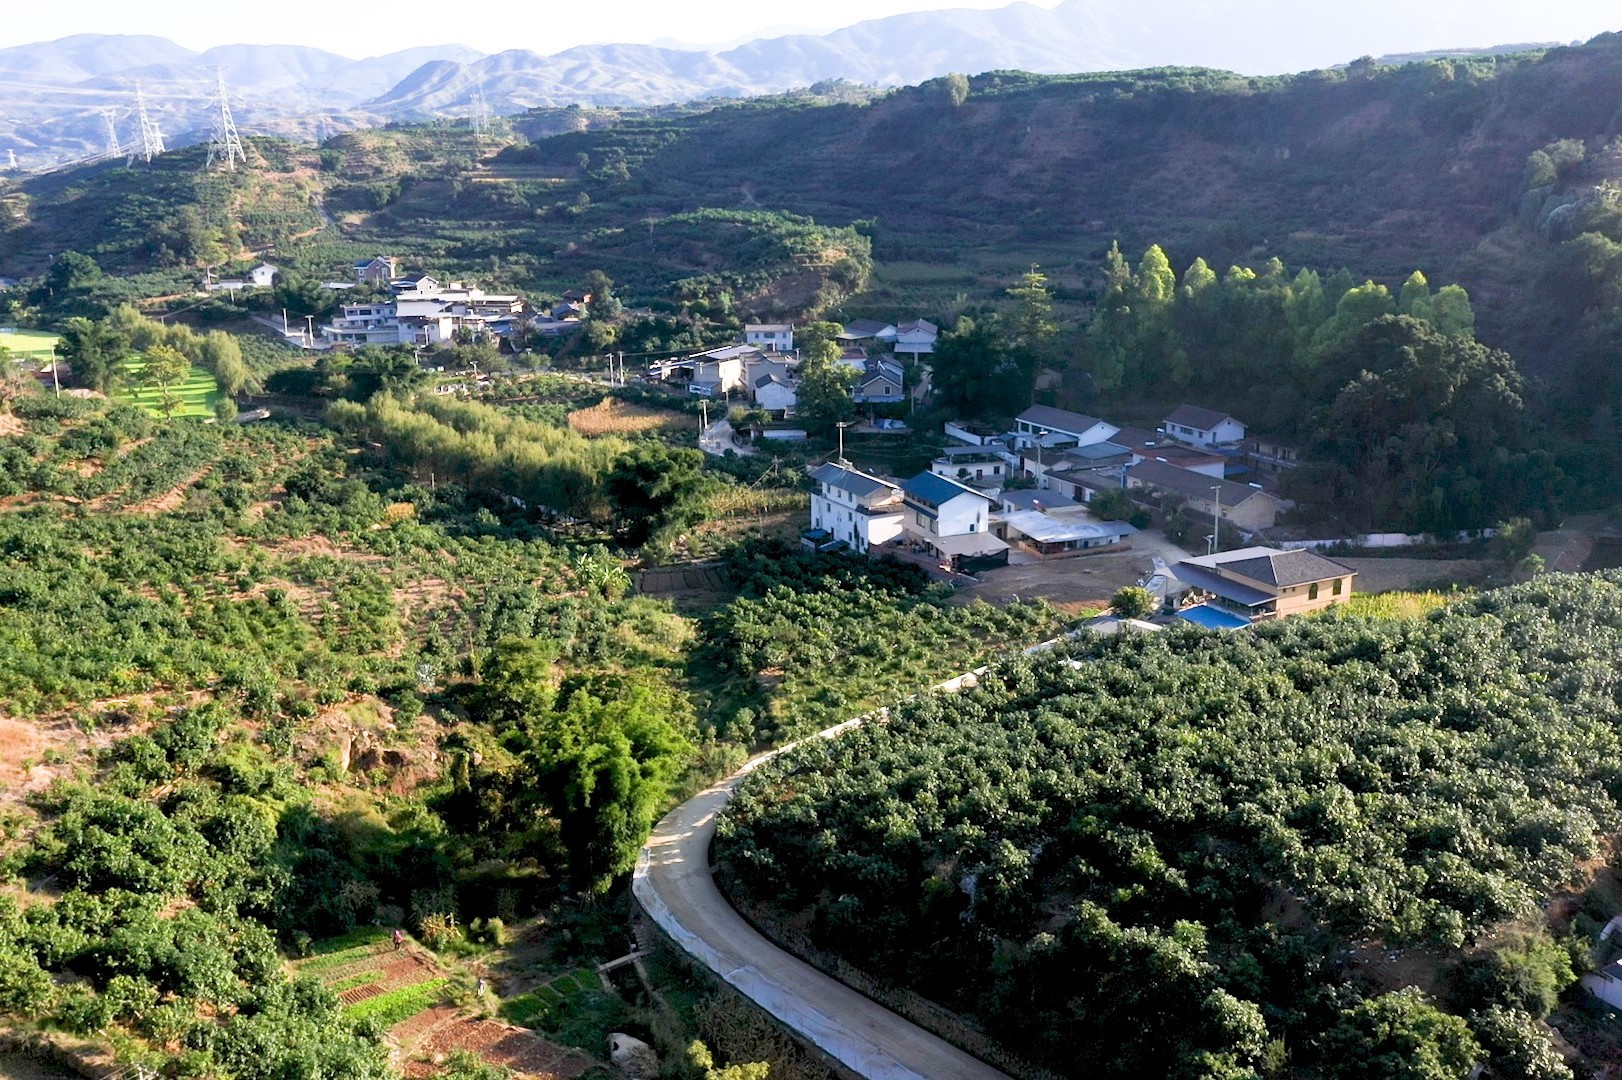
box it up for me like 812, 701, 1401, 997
806, 463, 904, 555
744, 323, 794, 352
930, 444, 1010, 488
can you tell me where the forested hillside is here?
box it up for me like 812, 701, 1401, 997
13, 38, 1622, 395
718, 577, 1622, 1078
0, 381, 1065, 1075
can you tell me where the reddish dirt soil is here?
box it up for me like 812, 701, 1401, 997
414, 1017, 596, 1078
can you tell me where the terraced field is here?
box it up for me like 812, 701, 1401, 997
293, 930, 599, 1079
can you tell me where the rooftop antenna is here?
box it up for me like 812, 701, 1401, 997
100, 109, 122, 159
134, 82, 165, 162
206, 68, 247, 171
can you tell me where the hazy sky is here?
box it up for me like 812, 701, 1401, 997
5, 0, 1051, 56
3, 0, 1620, 60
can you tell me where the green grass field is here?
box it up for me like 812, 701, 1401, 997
0, 328, 61, 360
117, 355, 222, 419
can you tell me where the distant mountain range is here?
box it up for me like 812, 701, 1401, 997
0, 0, 1587, 168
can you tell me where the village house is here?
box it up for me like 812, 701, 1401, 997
1126, 459, 1282, 531
249, 263, 278, 289
806, 463, 904, 555
321, 278, 525, 347
901, 472, 1008, 570
837, 319, 896, 344
837, 346, 870, 373
1247, 436, 1302, 474
894, 318, 939, 360
989, 488, 1137, 558
750, 372, 798, 416
931, 444, 1010, 488
744, 323, 794, 352
853, 359, 905, 404
1168, 546, 1356, 624
353, 256, 400, 284
1163, 404, 1247, 449
1015, 405, 1120, 449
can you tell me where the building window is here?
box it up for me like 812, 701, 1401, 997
1333, 578, 1343, 596
1308, 583, 1319, 600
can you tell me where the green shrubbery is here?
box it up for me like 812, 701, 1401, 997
718, 574, 1622, 1076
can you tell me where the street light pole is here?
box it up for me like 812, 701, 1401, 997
1033, 428, 1049, 485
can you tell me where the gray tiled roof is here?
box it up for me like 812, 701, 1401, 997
1213, 549, 1355, 587
1166, 404, 1240, 431
810, 463, 896, 499
1127, 459, 1272, 505
1017, 405, 1108, 435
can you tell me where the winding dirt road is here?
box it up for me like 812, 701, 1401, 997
633, 737, 1010, 1080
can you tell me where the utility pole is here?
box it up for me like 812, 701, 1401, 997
206, 68, 247, 171
1032, 427, 1049, 485
1209, 485, 1222, 555
282, 307, 289, 335
49, 347, 60, 397
699, 398, 709, 439
836, 420, 852, 466
133, 82, 165, 162
305, 315, 315, 349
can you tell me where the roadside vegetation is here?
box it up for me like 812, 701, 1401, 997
719, 577, 1622, 1078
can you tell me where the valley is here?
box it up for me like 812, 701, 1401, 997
5, 17, 1622, 1080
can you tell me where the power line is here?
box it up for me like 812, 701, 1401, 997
133, 81, 165, 162
205, 68, 246, 171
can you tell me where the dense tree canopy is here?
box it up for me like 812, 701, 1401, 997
719, 575, 1622, 1077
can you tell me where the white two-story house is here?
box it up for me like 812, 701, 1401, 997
894, 318, 939, 359
1163, 405, 1247, 449
901, 471, 1007, 568
807, 463, 904, 554
1015, 405, 1120, 449
745, 323, 794, 353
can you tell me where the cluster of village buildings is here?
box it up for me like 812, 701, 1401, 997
805, 401, 1355, 628
643, 318, 938, 420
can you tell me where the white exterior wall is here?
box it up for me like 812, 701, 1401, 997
812, 487, 902, 553
1168, 417, 1247, 448
932, 459, 1004, 484
908, 491, 990, 537
746, 328, 794, 352
755, 383, 797, 414
1016, 418, 1119, 446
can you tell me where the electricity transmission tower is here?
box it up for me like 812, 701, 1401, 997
206, 68, 247, 170
133, 82, 165, 162
100, 109, 122, 159
471, 75, 490, 136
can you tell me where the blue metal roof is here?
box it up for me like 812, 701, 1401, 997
902, 471, 993, 508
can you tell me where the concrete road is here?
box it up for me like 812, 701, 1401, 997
634, 750, 1010, 1080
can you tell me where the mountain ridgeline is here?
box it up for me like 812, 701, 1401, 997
10, 36, 1622, 462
